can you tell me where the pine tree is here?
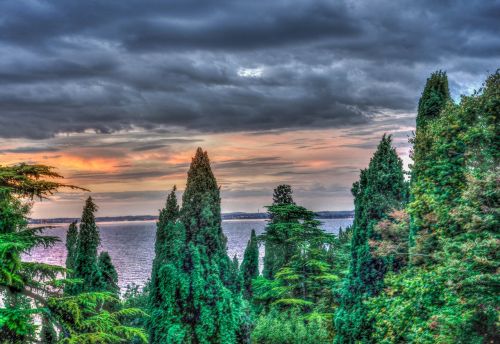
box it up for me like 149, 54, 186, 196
262, 185, 297, 279
253, 204, 337, 343
272, 185, 295, 205
0, 164, 81, 342
335, 135, 408, 343
71, 196, 101, 294
240, 229, 259, 298
0, 166, 147, 343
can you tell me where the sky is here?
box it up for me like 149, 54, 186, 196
0, 0, 498, 218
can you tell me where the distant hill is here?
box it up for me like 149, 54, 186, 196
30, 210, 354, 224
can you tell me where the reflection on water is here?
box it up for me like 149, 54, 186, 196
24, 218, 352, 292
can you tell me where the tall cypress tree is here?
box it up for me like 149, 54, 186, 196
240, 229, 259, 298
262, 185, 296, 279
71, 196, 101, 294
409, 71, 451, 245
65, 221, 78, 273
335, 135, 408, 343
149, 148, 240, 343
149, 186, 179, 309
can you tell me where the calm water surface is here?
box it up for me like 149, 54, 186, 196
24, 219, 352, 292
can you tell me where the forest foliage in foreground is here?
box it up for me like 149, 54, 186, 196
0, 70, 498, 343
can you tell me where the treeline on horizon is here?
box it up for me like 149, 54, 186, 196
29, 210, 355, 224
0, 70, 498, 343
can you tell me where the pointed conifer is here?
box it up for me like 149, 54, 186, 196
240, 229, 259, 298
335, 135, 408, 343
71, 197, 101, 294
65, 221, 78, 272
97, 251, 119, 295
149, 148, 240, 344
262, 184, 298, 279
410, 71, 451, 244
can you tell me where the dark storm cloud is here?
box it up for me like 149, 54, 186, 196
0, 0, 498, 139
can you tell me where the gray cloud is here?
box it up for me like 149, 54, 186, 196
0, 0, 498, 139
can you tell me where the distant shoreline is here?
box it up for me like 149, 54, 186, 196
29, 210, 354, 224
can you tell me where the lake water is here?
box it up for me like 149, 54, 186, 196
24, 219, 352, 293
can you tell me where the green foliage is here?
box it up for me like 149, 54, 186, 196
123, 282, 150, 343
40, 314, 58, 344
0, 164, 142, 343
0, 163, 85, 200
70, 197, 101, 295
0, 164, 80, 342
251, 308, 332, 344
410, 70, 452, 248
335, 134, 409, 343
97, 251, 119, 295
65, 221, 78, 272
254, 199, 339, 342
149, 148, 243, 343
368, 71, 499, 343
240, 229, 259, 299
272, 184, 295, 205
416, 70, 450, 128
149, 186, 180, 310
48, 292, 148, 343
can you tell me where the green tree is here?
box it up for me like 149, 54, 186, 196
0, 164, 147, 343
0, 164, 80, 343
40, 315, 57, 344
149, 148, 242, 344
409, 71, 451, 248
253, 203, 337, 343
149, 185, 179, 308
240, 229, 259, 299
65, 221, 78, 272
262, 185, 298, 279
71, 197, 101, 294
272, 185, 295, 205
335, 135, 408, 343
97, 251, 119, 295
367, 71, 499, 343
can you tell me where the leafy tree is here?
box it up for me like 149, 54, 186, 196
240, 229, 259, 298
335, 135, 408, 343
